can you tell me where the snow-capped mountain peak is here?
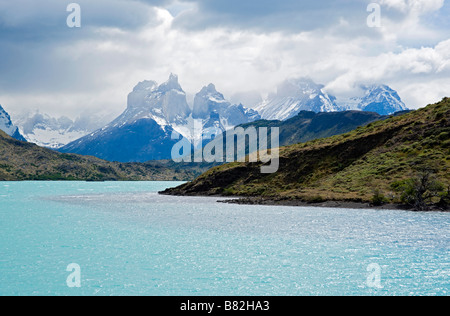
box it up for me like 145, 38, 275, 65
59, 75, 192, 162
193, 83, 261, 131
193, 83, 227, 119
122, 74, 191, 128
14, 111, 109, 148
127, 80, 158, 111
339, 84, 408, 115
159, 73, 183, 92
199, 83, 225, 102
254, 77, 340, 121
359, 84, 407, 114
278, 77, 320, 96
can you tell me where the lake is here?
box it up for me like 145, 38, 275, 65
0, 181, 448, 296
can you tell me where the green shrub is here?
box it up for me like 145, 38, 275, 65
442, 140, 450, 148
392, 171, 444, 211
438, 187, 450, 208
371, 190, 388, 206
222, 188, 235, 196
438, 132, 449, 140
308, 195, 326, 203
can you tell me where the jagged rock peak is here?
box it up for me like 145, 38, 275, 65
159, 73, 183, 92
132, 80, 158, 92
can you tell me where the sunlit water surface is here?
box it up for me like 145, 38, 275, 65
0, 181, 448, 296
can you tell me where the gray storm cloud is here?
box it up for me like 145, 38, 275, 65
0, 0, 449, 118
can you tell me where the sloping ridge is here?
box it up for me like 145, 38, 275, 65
161, 98, 450, 204
238, 110, 387, 147
60, 118, 179, 162
0, 129, 199, 181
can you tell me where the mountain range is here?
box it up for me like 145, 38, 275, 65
60, 74, 260, 162
58, 75, 407, 163
1, 74, 409, 163
14, 111, 110, 149
254, 78, 408, 120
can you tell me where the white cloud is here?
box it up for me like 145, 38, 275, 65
0, 1, 449, 120
376, 0, 448, 45
380, 0, 445, 14
324, 39, 450, 107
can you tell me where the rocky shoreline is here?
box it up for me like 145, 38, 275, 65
159, 190, 449, 212
219, 196, 409, 210
224, 197, 449, 212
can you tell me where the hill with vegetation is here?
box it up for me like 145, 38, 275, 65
187, 109, 391, 163
238, 110, 392, 147
162, 98, 450, 211
0, 130, 203, 181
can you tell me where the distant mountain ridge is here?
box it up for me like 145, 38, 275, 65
0, 129, 201, 181
239, 110, 390, 148
185, 110, 390, 165
253, 78, 408, 121
14, 111, 109, 149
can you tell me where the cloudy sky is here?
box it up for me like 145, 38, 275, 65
0, 0, 449, 119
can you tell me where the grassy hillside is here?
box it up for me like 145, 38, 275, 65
162, 98, 450, 209
0, 130, 202, 181
189, 110, 388, 164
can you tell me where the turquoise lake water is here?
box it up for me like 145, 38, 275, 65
0, 181, 448, 296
